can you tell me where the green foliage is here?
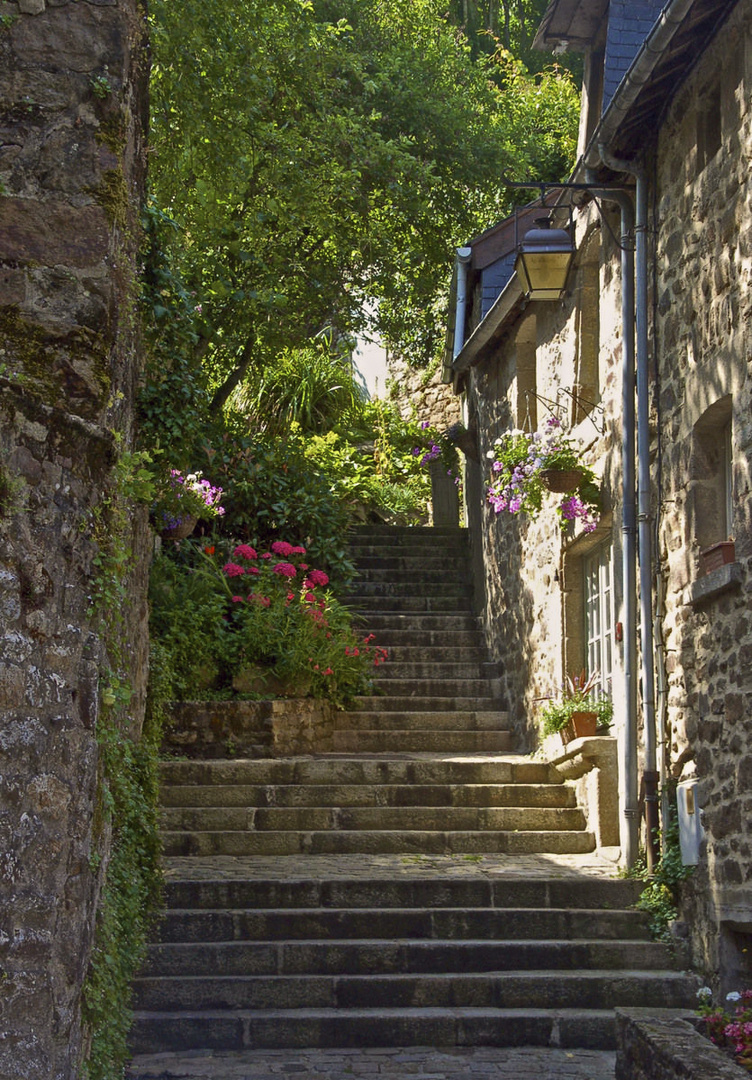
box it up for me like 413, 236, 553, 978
90, 72, 113, 99
82, 680, 163, 1080
628, 809, 694, 942
207, 428, 356, 581
148, 0, 579, 385
137, 199, 216, 469
150, 539, 385, 705
236, 335, 367, 435
81, 450, 164, 1080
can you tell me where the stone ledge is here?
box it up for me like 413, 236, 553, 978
615, 1008, 748, 1080
687, 561, 743, 607
162, 699, 334, 759
544, 736, 620, 852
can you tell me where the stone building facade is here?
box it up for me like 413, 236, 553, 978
0, 2, 149, 1077
447, 0, 752, 992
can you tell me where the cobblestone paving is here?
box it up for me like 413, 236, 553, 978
127, 1046, 616, 1079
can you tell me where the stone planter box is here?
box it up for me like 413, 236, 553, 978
615, 1008, 748, 1080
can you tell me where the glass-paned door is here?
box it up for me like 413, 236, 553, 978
584, 544, 613, 699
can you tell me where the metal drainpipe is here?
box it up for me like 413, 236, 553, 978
598, 146, 659, 873
585, 170, 640, 868
453, 247, 473, 363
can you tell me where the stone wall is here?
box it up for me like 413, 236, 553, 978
463, 202, 625, 753
386, 356, 462, 432
460, 0, 752, 990
652, 0, 752, 991
0, 2, 148, 1077
614, 1009, 747, 1080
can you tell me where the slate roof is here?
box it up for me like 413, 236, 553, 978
602, 0, 667, 111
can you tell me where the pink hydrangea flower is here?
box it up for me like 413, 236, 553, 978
271, 540, 294, 556
234, 544, 258, 560
306, 569, 329, 587
272, 562, 297, 578
223, 562, 246, 577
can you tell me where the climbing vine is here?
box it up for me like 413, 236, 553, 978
80, 446, 164, 1080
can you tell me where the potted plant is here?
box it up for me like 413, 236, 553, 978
540, 670, 613, 746
151, 468, 226, 539
486, 416, 601, 532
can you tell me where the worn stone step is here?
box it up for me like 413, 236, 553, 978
160, 828, 596, 857
349, 595, 474, 613
330, 730, 512, 754
154, 906, 646, 945
348, 525, 468, 545
142, 935, 673, 978
160, 781, 573, 811
160, 757, 556, 788
133, 969, 698, 1013
351, 695, 504, 712
161, 804, 584, 835
333, 710, 508, 732
385, 646, 487, 663
351, 555, 467, 572
129, 1005, 619, 1053
361, 612, 480, 631
348, 570, 471, 588
373, 662, 485, 679
159, 876, 644, 912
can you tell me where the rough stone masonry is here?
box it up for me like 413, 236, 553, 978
0, 2, 149, 1077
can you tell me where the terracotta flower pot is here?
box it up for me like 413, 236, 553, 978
560, 710, 598, 745
540, 468, 584, 493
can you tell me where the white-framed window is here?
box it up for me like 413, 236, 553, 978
583, 543, 613, 699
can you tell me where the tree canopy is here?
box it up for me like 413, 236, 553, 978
145, 0, 579, 414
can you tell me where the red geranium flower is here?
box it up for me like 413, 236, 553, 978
234, 544, 258, 560
223, 562, 245, 577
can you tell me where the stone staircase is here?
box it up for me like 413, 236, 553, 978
129, 524, 698, 1057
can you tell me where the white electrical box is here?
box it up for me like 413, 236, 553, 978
677, 779, 704, 865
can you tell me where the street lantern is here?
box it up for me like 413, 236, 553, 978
514, 218, 574, 301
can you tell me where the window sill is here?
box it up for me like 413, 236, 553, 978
687, 561, 743, 608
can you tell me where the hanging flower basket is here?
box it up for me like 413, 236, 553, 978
540, 467, 584, 493
160, 514, 198, 541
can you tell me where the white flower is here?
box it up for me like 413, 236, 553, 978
727, 991, 742, 1002
486, 450, 496, 459
697, 986, 713, 1000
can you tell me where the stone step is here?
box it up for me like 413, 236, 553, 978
160, 781, 575, 811
160, 828, 596, 857
347, 569, 471, 587
133, 969, 697, 1013
351, 555, 467, 572
161, 804, 584, 835
350, 695, 505, 712
333, 710, 509, 731
159, 875, 644, 912
348, 595, 474, 613
142, 936, 673, 977
363, 628, 484, 649
360, 614, 480, 633
362, 677, 498, 695
154, 906, 649, 944
373, 661, 486, 679
385, 646, 487, 663
347, 526, 468, 544
160, 758, 556, 787
330, 730, 512, 754
129, 1005, 620, 1053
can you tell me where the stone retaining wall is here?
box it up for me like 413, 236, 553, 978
163, 700, 335, 759
0, 2, 148, 1076
614, 1009, 747, 1080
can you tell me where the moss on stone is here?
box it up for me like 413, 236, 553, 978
94, 169, 130, 230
